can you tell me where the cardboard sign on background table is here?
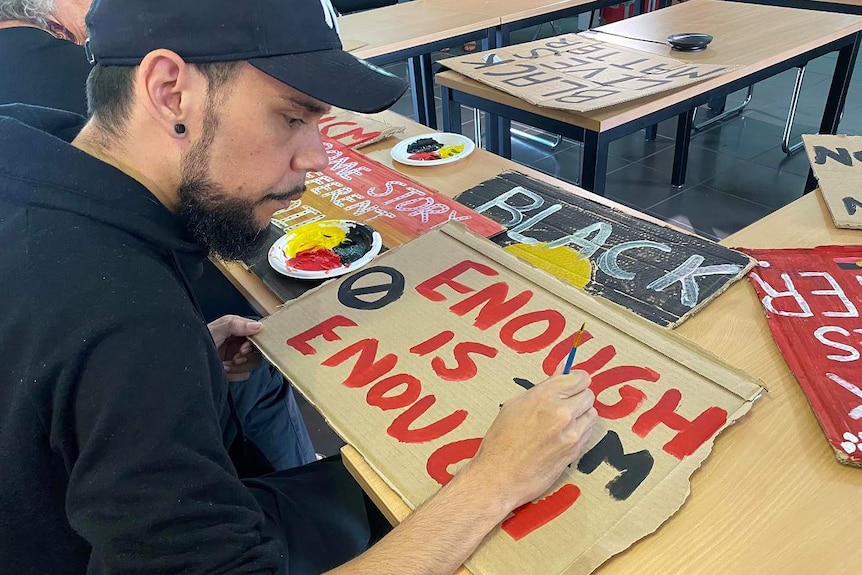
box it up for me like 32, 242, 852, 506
743, 246, 862, 467
253, 224, 764, 575
456, 172, 754, 327
803, 134, 862, 230
441, 33, 740, 113
318, 108, 405, 150
271, 136, 503, 245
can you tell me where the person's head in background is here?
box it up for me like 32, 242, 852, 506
75, 0, 406, 261
0, 0, 90, 43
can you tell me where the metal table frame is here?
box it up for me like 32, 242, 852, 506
440, 31, 861, 195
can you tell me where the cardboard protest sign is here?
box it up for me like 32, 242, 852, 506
271, 136, 503, 245
318, 108, 405, 150
456, 172, 755, 327
803, 135, 862, 230
743, 246, 862, 467
253, 223, 764, 575
441, 33, 740, 113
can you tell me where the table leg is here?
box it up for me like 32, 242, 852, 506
483, 26, 506, 153
440, 86, 461, 133
420, 53, 437, 130
819, 32, 861, 136
499, 118, 512, 159
407, 56, 428, 127
581, 131, 609, 196
671, 109, 695, 188
644, 124, 657, 142
486, 113, 501, 154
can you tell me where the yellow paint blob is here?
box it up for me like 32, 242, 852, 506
438, 144, 465, 158
283, 222, 347, 258
504, 242, 592, 289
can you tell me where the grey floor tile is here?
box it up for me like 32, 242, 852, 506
389, 90, 415, 120
689, 116, 800, 161
750, 146, 814, 177
635, 145, 738, 188
701, 159, 806, 209
601, 162, 686, 212
526, 141, 628, 186
607, 130, 676, 163
647, 185, 775, 241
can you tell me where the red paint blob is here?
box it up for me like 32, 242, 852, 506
288, 248, 343, 271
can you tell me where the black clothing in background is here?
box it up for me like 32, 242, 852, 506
0, 25, 256, 321
0, 27, 91, 116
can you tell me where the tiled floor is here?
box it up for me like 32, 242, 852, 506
300, 18, 862, 456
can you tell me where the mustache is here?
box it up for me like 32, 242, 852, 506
259, 184, 306, 204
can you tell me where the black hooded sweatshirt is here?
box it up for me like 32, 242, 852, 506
0, 106, 288, 574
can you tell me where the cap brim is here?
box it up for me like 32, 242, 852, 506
249, 50, 408, 114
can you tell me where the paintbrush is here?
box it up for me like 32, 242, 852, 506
562, 322, 587, 375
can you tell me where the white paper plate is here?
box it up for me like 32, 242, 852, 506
268, 220, 383, 280
390, 132, 476, 167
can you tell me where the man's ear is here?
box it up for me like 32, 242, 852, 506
135, 49, 206, 140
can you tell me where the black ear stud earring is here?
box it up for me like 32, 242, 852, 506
174, 123, 186, 135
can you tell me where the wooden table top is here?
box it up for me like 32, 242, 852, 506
220, 112, 862, 574
436, 0, 862, 132
427, 0, 600, 25
338, 1, 499, 61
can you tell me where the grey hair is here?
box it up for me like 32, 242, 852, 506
0, 0, 57, 28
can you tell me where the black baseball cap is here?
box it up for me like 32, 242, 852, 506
84, 0, 408, 114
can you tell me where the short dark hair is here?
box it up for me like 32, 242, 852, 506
86, 61, 240, 137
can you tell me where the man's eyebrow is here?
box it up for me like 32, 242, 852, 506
282, 94, 330, 115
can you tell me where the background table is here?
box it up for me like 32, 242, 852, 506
731, 0, 862, 15
340, 2, 499, 127
437, 0, 862, 194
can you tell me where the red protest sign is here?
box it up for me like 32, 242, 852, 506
272, 136, 503, 246
743, 246, 862, 467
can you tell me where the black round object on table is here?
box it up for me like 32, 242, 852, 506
667, 33, 713, 52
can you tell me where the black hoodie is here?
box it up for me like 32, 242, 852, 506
0, 106, 285, 574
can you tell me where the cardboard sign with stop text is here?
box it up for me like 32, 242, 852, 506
442, 33, 740, 113
253, 224, 764, 575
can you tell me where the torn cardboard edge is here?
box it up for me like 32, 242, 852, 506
575, 397, 759, 574
318, 107, 405, 149
802, 134, 862, 230
440, 33, 742, 113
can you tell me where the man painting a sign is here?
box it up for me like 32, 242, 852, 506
254, 224, 765, 575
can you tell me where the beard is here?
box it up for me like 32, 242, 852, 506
177, 116, 303, 261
